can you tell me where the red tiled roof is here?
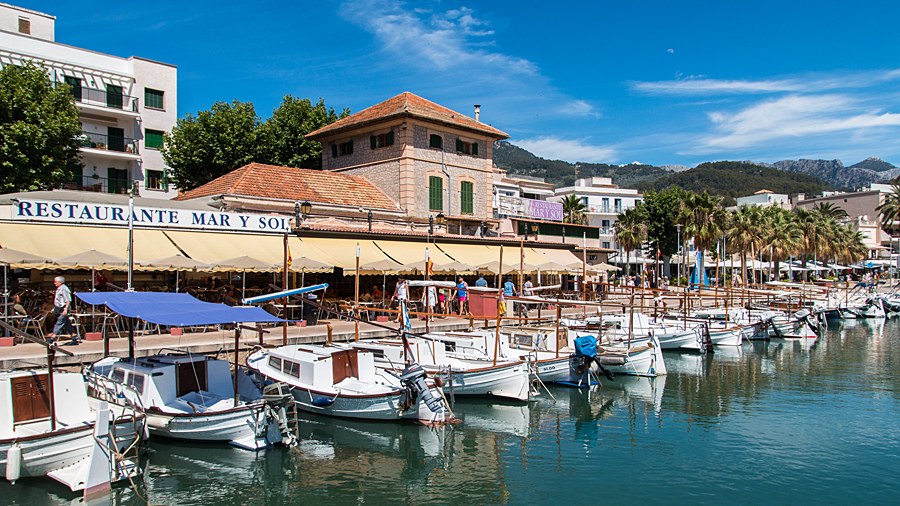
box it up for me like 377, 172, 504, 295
174, 163, 400, 210
306, 92, 509, 140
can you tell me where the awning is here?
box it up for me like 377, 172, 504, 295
436, 243, 498, 266
0, 223, 181, 265
535, 248, 583, 268
164, 230, 284, 265
298, 238, 386, 269
76, 291, 285, 326
374, 240, 455, 265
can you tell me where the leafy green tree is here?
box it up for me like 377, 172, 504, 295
0, 61, 82, 193
259, 96, 350, 170
162, 100, 264, 191
635, 187, 684, 277
561, 194, 587, 224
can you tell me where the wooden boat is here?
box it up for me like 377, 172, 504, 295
246, 345, 452, 424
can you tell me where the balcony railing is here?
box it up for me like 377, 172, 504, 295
78, 131, 139, 155
64, 175, 132, 194
65, 85, 139, 112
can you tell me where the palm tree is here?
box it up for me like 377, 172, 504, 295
876, 184, 900, 239
763, 207, 802, 280
794, 208, 824, 281
561, 194, 587, 224
812, 202, 849, 220
614, 207, 647, 276
676, 191, 725, 287
727, 205, 765, 286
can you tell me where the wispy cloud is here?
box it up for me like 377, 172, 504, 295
632, 69, 900, 96
695, 94, 900, 151
515, 137, 617, 163
560, 100, 600, 118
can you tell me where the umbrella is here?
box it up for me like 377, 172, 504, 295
0, 247, 51, 336
401, 259, 475, 274
590, 262, 621, 272
289, 256, 333, 291
141, 255, 212, 293
476, 260, 538, 274
54, 248, 128, 332
211, 255, 277, 300
358, 258, 412, 274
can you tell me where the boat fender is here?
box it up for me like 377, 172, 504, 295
597, 356, 626, 367
312, 397, 335, 407
6, 443, 21, 483
591, 357, 616, 380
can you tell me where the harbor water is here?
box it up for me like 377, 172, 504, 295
4, 317, 899, 505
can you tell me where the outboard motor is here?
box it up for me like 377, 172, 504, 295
574, 334, 615, 381
400, 363, 445, 415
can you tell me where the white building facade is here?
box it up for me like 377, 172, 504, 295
0, 3, 177, 199
551, 177, 643, 251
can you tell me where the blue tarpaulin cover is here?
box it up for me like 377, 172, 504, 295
76, 292, 287, 326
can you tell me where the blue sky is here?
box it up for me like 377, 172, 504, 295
27, 0, 900, 167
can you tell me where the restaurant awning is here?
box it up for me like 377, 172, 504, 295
298, 238, 385, 269
535, 248, 583, 268
436, 243, 498, 266
374, 240, 455, 265
0, 223, 181, 265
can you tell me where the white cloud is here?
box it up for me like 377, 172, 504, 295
560, 100, 600, 118
515, 137, 617, 163
667, 48, 674, 53
696, 94, 900, 150
631, 69, 900, 96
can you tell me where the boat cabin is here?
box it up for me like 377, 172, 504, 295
0, 371, 92, 436
268, 346, 378, 387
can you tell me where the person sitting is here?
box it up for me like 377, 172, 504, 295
361, 291, 374, 303
223, 289, 238, 307
372, 285, 383, 301
11, 293, 27, 316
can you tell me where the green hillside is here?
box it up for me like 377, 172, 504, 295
492, 141, 668, 187
634, 161, 832, 205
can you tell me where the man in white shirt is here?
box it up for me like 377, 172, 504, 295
49, 276, 78, 345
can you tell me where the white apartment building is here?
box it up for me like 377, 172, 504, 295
735, 189, 789, 209
551, 177, 643, 250
0, 3, 177, 199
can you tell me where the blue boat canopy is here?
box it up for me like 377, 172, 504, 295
76, 292, 287, 326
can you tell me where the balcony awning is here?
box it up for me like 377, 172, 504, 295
0, 223, 180, 267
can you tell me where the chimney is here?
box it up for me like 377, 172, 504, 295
474, 105, 481, 122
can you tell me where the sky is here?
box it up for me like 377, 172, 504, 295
24, 0, 900, 167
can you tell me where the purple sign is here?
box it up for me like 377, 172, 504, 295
524, 199, 563, 221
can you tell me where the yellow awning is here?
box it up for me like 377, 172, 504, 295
162, 230, 286, 265
298, 238, 385, 269
374, 240, 455, 265
435, 243, 498, 266
536, 248, 583, 268
0, 223, 181, 265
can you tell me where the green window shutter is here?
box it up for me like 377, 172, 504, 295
472, 142, 478, 156
456, 139, 463, 152
106, 85, 123, 109
370, 135, 377, 150
331, 144, 338, 157
429, 176, 443, 211
145, 88, 164, 110
145, 129, 165, 149
461, 181, 474, 214
348, 140, 353, 154
386, 130, 394, 146
430, 134, 442, 149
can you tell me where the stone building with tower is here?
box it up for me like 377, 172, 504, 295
306, 92, 509, 236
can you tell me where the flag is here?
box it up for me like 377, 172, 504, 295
401, 301, 411, 333
287, 246, 292, 268
498, 290, 507, 316
427, 258, 434, 277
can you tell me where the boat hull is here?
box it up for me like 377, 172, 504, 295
432, 362, 530, 401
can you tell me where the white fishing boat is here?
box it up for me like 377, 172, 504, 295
0, 320, 143, 496
76, 291, 300, 450
344, 337, 531, 401
246, 344, 452, 424
86, 353, 288, 450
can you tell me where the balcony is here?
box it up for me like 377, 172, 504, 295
64, 175, 132, 195
66, 86, 140, 119
78, 131, 140, 161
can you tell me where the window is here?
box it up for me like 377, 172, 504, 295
106, 84, 123, 109
145, 88, 164, 110
429, 176, 443, 212
111, 368, 126, 383
602, 242, 611, 249
332, 140, 353, 157
614, 198, 622, 213
18, 18, 30, 35
454, 139, 480, 156
146, 169, 166, 191
429, 134, 443, 149
108, 168, 128, 194
601, 219, 610, 229
64, 76, 82, 101
582, 197, 589, 206
370, 130, 394, 149
127, 372, 145, 395
601, 198, 610, 213
268, 356, 282, 371
460, 181, 474, 214
145, 129, 165, 150
284, 361, 300, 378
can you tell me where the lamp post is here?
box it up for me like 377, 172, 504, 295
368, 210, 373, 232
676, 223, 682, 285
435, 212, 445, 230
561, 226, 566, 244
127, 181, 137, 291
529, 222, 539, 241
429, 214, 435, 236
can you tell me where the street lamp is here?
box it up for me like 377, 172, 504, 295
561, 226, 566, 244
675, 223, 682, 283
367, 210, 373, 232
429, 214, 435, 235
529, 222, 539, 241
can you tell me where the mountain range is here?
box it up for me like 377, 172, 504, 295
492, 141, 899, 191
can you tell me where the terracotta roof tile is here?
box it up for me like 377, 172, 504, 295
173, 163, 400, 210
307, 92, 509, 140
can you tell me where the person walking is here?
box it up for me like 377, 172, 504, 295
48, 276, 78, 345
454, 276, 469, 315
475, 274, 488, 287
391, 276, 409, 322
503, 276, 517, 317
421, 284, 437, 321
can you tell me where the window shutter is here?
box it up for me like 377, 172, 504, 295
332, 144, 338, 157
386, 130, 394, 146
371, 135, 377, 150
461, 181, 474, 214
472, 142, 478, 156
348, 140, 353, 154
429, 176, 443, 211
456, 139, 463, 152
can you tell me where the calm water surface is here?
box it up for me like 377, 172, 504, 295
5, 318, 900, 505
